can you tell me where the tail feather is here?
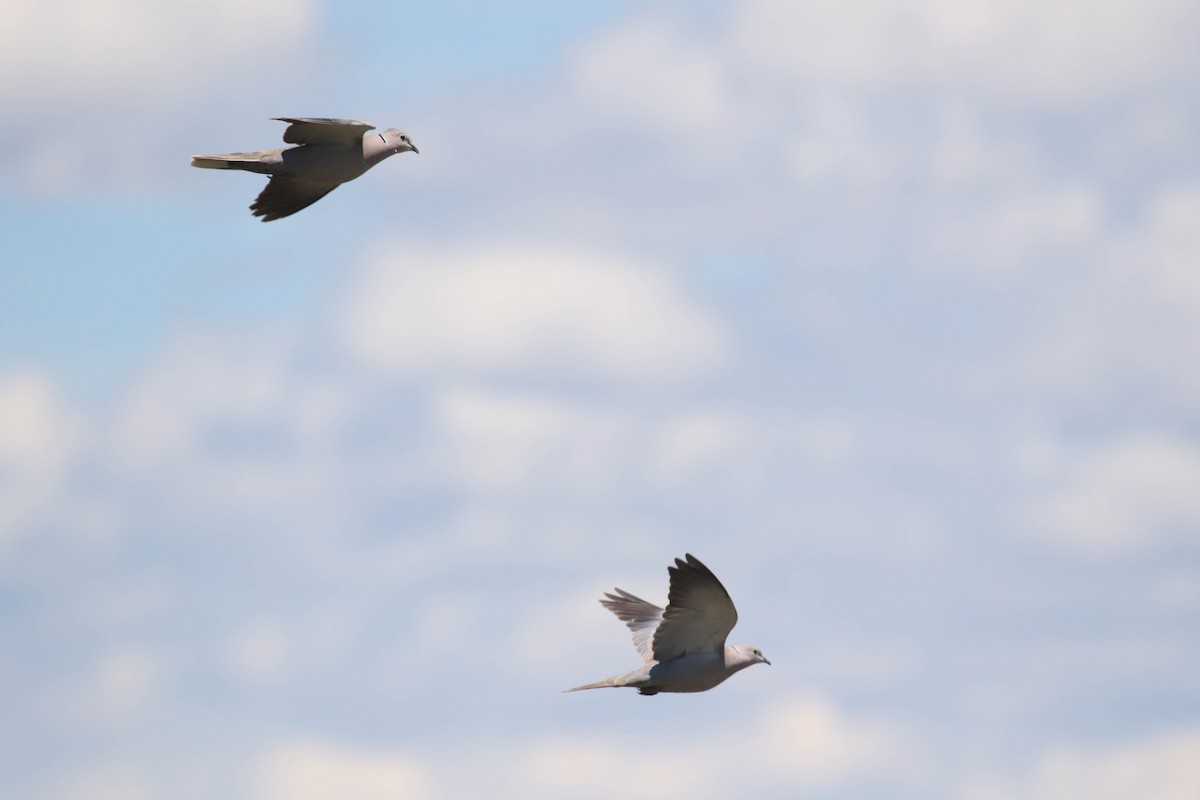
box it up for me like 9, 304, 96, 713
564, 678, 621, 693
190, 152, 273, 174
564, 665, 650, 693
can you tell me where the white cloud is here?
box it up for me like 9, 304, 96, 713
0, 0, 315, 193
549, 0, 1200, 199
962, 725, 1200, 800
1125, 189, 1200, 306
506, 584, 620, 680
483, 693, 919, 798
339, 244, 730, 384
926, 184, 1102, 273
40, 645, 174, 735
643, 406, 860, 496
732, 0, 1199, 101
925, 105, 1041, 189
221, 621, 291, 685
1023, 434, 1200, 554
647, 408, 746, 487
783, 92, 904, 187
996, 185, 1200, 404
556, 0, 1199, 202
1149, 569, 1200, 611
757, 694, 920, 787
34, 763, 159, 800
112, 332, 292, 472
0, 0, 314, 105
0, 371, 81, 550
429, 387, 629, 495
249, 740, 431, 800
313, 692, 915, 799
0, 371, 77, 475
111, 329, 350, 483
96, 647, 165, 719
88, 328, 378, 547
518, 739, 712, 799
571, 12, 734, 136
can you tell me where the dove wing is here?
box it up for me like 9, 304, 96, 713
274, 118, 375, 145
651, 554, 738, 662
599, 589, 664, 663
250, 176, 339, 221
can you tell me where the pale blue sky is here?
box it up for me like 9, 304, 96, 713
2, 1, 1199, 798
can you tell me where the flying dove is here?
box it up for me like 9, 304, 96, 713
567, 554, 770, 695
191, 118, 418, 221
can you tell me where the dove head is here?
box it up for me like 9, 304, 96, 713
729, 645, 771, 670
379, 129, 418, 155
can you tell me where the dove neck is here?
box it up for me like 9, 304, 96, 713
725, 646, 757, 672
362, 136, 398, 167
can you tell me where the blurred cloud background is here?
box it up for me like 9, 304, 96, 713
2, 0, 1199, 797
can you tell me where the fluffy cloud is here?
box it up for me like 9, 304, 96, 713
339, 244, 730, 384
249, 740, 431, 800
1023, 435, 1200, 554
963, 725, 1200, 800
572, 11, 734, 137
428, 387, 630, 494
1007, 187, 1200, 405
112, 332, 296, 473
568, 0, 1200, 171
108, 328, 356, 523
221, 620, 292, 685
0, 372, 81, 550
731, 0, 1199, 101
32, 643, 175, 740
0, 0, 314, 105
266, 694, 918, 799
32, 763, 159, 800
1123, 189, 1200, 307
485, 693, 919, 796
0, 0, 315, 193
756, 694, 921, 788
646, 408, 747, 488
643, 406, 859, 494
925, 184, 1102, 274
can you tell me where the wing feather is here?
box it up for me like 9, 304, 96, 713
250, 176, 339, 221
599, 589, 664, 663
273, 118, 375, 145
651, 554, 738, 661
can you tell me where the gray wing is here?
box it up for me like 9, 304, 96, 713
273, 118, 375, 145
651, 554, 738, 662
599, 589, 664, 663
250, 176, 339, 221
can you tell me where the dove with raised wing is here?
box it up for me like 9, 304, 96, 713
567, 554, 770, 695
191, 118, 418, 221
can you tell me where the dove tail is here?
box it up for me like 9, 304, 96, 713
190, 152, 274, 174
564, 679, 620, 692
565, 665, 653, 693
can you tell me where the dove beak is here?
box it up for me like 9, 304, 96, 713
763, 656, 772, 665
410, 144, 419, 154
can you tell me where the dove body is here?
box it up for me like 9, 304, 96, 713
568, 554, 769, 696
192, 118, 417, 221
570, 645, 768, 695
